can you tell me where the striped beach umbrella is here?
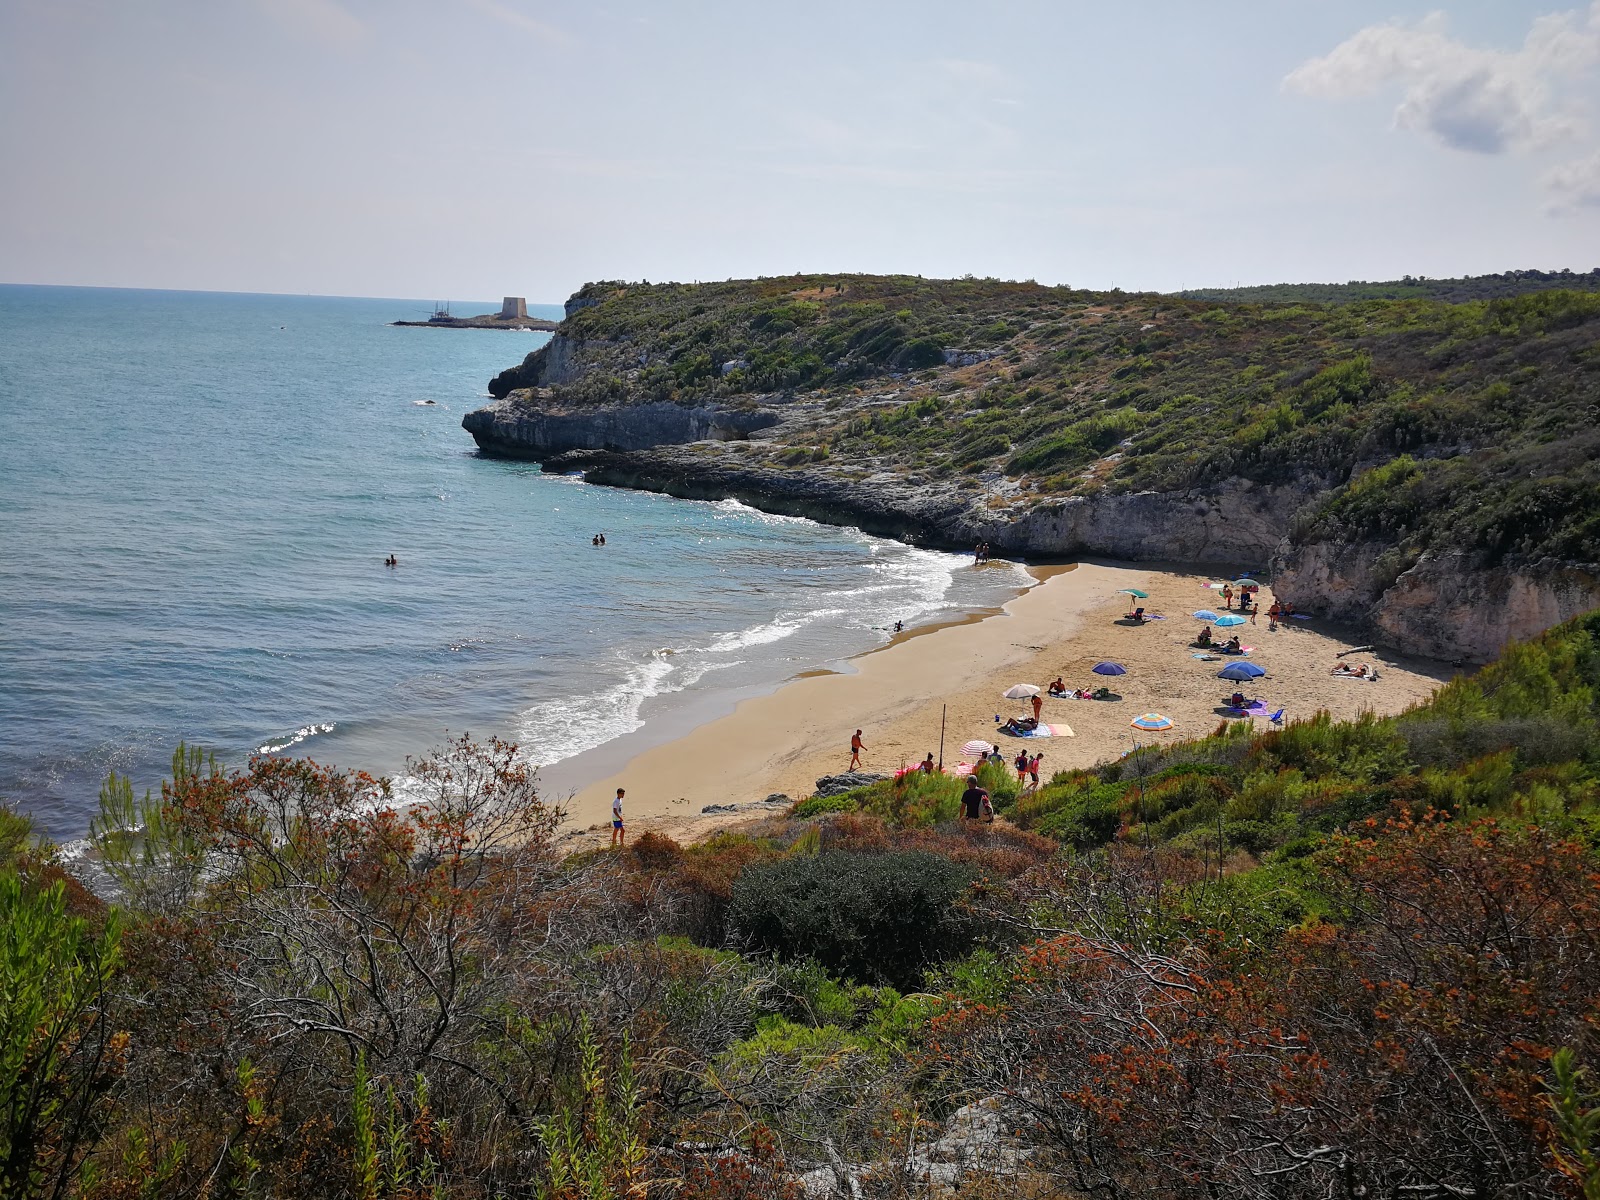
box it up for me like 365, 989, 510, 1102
1130, 713, 1176, 731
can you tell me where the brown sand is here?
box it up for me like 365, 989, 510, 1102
559, 562, 1453, 847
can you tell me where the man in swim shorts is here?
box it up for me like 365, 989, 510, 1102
611, 788, 625, 847
850, 730, 866, 769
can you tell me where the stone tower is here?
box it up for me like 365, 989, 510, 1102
499, 296, 528, 319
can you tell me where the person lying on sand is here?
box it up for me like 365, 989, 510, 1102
1221, 636, 1243, 653
1330, 662, 1373, 678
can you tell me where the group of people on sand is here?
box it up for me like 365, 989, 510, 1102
1047, 676, 1111, 701
1220, 583, 1264, 611
1194, 626, 1244, 653
973, 542, 993, 563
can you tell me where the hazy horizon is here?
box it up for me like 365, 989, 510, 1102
5, 1, 1598, 299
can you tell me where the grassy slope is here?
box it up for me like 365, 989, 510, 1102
496, 275, 1600, 572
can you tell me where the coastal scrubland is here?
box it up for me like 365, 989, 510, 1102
5, 609, 1600, 1198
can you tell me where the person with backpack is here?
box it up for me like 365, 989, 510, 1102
961, 775, 989, 822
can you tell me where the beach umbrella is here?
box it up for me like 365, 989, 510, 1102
1002, 683, 1040, 699
1214, 614, 1246, 627
1193, 609, 1220, 621
1235, 577, 1262, 586
1121, 588, 1150, 598
1092, 661, 1127, 676
961, 739, 994, 756
1218, 661, 1266, 681
1130, 712, 1176, 731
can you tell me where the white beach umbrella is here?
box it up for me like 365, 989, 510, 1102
1002, 684, 1040, 699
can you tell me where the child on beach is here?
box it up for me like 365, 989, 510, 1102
611, 788, 625, 847
1015, 750, 1029, 786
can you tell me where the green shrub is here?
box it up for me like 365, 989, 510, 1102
727, 851, 980, 990
792, 793, 860, 820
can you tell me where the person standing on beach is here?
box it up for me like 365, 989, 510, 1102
1031, 693, 1044, 722
1222, 584, 1234, 610
850, 730, 866, 770
1015, 750, 1029, 786
611, 788, 625, 847
1029, 753, 1043, 791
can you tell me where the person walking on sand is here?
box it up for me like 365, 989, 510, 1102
1029, 752, 1043, 791
850, 729, 866, 770
611, 788, 625, 847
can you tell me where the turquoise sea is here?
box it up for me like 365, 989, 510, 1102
0, 285, 1028, 839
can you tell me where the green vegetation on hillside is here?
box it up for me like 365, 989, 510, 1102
492, 275, 1600, 574
5, 613, 1600, 1195
1179, 266, 1600, 305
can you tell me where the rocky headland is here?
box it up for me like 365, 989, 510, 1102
464, 276, 1600, 663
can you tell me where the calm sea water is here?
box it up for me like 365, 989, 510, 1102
0, 285, 1027, 839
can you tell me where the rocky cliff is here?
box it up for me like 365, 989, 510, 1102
462, 277, 1600, 663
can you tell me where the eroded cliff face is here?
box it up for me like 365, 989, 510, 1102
1275, 543, 1600, 663
518, 438, 1320, 573
461, 396, 780, 457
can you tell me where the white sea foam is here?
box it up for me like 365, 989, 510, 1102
708, 497, 814, 526
256, 722, 335, 754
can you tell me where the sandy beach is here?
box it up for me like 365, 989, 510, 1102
559, 561, 1454, 845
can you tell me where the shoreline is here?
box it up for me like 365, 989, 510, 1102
555, 561, 1456, 847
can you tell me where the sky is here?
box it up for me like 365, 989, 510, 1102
3, 0, 1599, 301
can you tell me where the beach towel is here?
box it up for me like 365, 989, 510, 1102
1012, 723, 1074, 738
1291, 614, 1313, 620
1192, 653, 1221, 660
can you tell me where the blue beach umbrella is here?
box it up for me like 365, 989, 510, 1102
1219, 661, 1266, 681
1092, 661, 1127, 676
1214, 614, 1247, 627
1193, 609, 1220, 622
1130, 712, 1176, 731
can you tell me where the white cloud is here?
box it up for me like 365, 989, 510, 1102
1285, 3, 1600, 155
1545, 150, 1600, 208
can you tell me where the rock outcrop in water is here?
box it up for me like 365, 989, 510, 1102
464, 277, 1600, 663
